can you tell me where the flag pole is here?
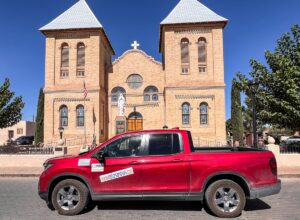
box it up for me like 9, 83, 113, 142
84, 81, 87, 150
93, 105, 95, 138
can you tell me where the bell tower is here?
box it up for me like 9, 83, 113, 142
40, 0, 114, 146
159, 0, 228, 143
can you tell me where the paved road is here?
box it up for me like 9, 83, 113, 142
0, 178, 299, 220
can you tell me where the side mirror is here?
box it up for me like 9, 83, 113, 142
93, 151, 105, 162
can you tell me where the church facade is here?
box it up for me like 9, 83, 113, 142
41, 0, 227, 147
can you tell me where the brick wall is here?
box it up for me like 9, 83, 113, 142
43, 30, 113, 145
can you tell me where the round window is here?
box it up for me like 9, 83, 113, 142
127, 74, 143, 89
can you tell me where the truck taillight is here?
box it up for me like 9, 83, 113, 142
269, 157, 277, 176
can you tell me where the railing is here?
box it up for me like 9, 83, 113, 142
44, 141, 58, 148
45, 135, 94, 148
65, 135, 94, 148
280, 141, 300, 154
0, 146, 54, 155
193, 138, 227, 148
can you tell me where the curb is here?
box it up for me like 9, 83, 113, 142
0, 174, 40, 177
278, 174, 300, 178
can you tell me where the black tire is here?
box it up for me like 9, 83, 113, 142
205, 179, 246, 218
51, 179, 90, 216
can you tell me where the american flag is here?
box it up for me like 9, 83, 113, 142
83, 81, 88, 99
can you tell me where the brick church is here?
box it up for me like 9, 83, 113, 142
40, 0, 227, 146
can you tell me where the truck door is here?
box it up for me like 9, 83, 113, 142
140, 133, 189, 196
90, 134, 145, 194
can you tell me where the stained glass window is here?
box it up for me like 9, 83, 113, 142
76, 105, 84, 127
127, 74, 143, 89
144, 86, 159, 101
111, 87, 126, 102
182, 103, 190, 125
59, 105, 68, 127
200, 103, 208, 125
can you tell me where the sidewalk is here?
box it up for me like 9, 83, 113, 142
0, 167, 42, 177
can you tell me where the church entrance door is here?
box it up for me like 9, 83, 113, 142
128, 112, 143, 132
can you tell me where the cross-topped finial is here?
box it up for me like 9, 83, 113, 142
131, 41, 140, 50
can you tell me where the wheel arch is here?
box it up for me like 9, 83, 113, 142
47, 173, 93, 203
202, 172, 251, 199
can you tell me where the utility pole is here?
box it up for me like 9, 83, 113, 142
252, 90, 258, 148
83, 81, 88, 150
248, 81, 259, 148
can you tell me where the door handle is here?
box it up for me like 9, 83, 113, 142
129, 161, 139, 165
172, 159, 182, 162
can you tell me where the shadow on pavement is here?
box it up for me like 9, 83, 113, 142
81, 199, 271, 214
244, 199, 271, 211
84, 201, 203, 212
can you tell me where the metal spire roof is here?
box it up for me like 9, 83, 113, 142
40, 0, 102, 31
161, 0, 228, 25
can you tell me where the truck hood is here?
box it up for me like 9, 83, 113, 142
45, 155, 79, 164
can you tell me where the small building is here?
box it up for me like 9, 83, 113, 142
0, 121, 36, 145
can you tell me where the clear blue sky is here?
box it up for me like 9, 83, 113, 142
0, 0, 300, 121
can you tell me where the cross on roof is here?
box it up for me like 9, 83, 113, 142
131, 41, 140, 50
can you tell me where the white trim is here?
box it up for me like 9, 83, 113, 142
113, 49, 162, 66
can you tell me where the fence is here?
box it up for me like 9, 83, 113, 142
267, 144, 300, 169
193, 138, 227, 148
44, 135, 95, 148
0, 146, 54, 155
280, 141, 300, 154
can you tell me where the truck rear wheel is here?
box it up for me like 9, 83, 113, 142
51, 179, 89, 216
205, 179, 246, 218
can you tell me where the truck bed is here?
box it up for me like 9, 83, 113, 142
193, 147, 265, 153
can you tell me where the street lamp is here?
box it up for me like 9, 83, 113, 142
248, 80, 259, 148
58, 126, 64, 140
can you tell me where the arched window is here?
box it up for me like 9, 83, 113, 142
198, 37, 207, 73
111, 87, 126, 102
76, 105, 84, 127
182, 103, 190, 125
77, 42, 85, 77
200, 102, 208, 125
128, 111, 143, 119
144, 86, 159, 101
127, 74, 143, 89
60, 43, 69, 78
59, 105, 68, 127
181, 38, 190, 74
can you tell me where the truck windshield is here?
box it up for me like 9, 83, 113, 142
187, 131, 195, 152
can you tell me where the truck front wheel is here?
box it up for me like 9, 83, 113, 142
205, 179, 246, 218
51, 179, 90, 216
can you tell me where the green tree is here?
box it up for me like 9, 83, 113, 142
226, 118, 232, 135
231, 80, 244, 145
34, 88, 44, 145
236, 25, 300, 132
0, 78, 25, 129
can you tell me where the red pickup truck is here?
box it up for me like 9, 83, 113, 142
39, 129, 281, 218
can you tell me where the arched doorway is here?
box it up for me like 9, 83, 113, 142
127, 112, 143, 132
